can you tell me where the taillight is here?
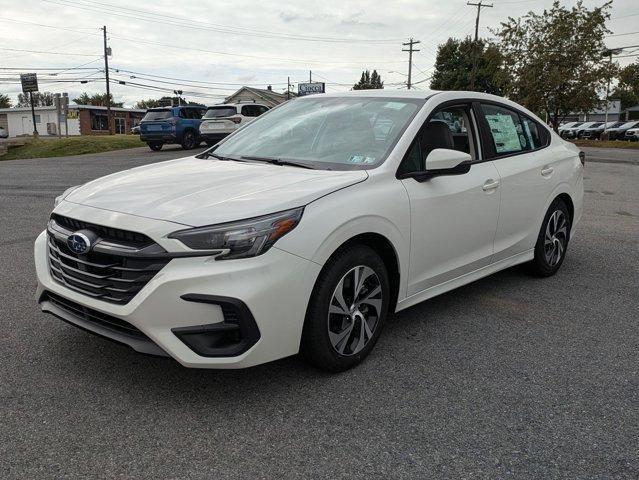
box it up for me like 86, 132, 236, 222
579, 151, 585, 166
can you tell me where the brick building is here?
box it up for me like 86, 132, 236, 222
0, 105, 145, 137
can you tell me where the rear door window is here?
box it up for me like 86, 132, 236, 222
204, 106, 237, 119
241, 105, 259, 117
481, 104, 530, 155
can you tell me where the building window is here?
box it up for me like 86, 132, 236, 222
90, 111, 109, 131
34, 115, 41, 123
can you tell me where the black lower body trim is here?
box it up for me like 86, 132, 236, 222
174, 293, 261, 357
40, 291, 168, 357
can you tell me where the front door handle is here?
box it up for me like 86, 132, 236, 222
541, 166, 554, 176
482, 179, 500, 191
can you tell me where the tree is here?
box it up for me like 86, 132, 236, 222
612, 61, 639, 111
353, 69, 384, 90
134, 97, 205, 109
0, 93, 11, 108
495, 0, 612, 131
430, 37, 506, 95
73, 92, 123, 107
17, 91, 55, 107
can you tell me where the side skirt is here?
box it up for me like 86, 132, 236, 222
395, 249, 534, 312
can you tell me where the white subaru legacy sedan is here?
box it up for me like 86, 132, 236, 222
35, 91, 584, 372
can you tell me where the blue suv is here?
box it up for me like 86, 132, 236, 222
139, 106, 207, 151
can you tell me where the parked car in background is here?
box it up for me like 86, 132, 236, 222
558, 122, 582, 137
562, 121, 599, 139
131, 124, 140, 135
625, 127, 639, 141
0, 126, 8, 138
139, 105, 207, 151
35, 90, 583, 372
199, 103, 270, 146
608, 121, 639, 140
581, 121, 620, 140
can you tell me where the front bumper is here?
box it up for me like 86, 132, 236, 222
34, 209, 321, 368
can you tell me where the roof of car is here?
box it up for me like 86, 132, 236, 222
210, 103, 269, 108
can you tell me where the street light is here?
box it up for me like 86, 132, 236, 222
601, 48, 623, 138
173, 90, 183, 106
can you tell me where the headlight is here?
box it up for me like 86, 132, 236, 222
168, 207, 304, 260
54, 185, 80, 207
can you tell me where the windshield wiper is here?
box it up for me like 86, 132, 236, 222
200, 152, 247, 162
240, 155, 315, 169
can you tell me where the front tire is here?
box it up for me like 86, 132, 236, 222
181, 130, 197, 150
301, 245, 390, 372
148, 142, 163, 151
527, 198, 571, 277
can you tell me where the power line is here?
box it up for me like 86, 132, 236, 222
42, 0, 403, 44
107, 32, 405, 66
0, 47, 98, 56
110, 68, 288, 87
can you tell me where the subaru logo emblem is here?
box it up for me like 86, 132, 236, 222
67, 232, 92, 254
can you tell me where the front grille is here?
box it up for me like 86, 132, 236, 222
47, 218, 171, 304
45, 291, 146, 339
52, 214, 153, 249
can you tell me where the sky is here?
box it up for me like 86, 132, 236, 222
1, 0, 638, 107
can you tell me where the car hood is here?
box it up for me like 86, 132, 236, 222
63, 156, 368, 226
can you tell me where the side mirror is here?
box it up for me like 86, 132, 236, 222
425, 148, 472, 171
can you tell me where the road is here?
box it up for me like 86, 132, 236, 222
581, 145, 639, 165
1, 148, 638, 479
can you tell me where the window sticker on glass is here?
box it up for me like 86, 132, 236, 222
384, 102, 407, 110
348, 155, 375, 164
485, 114, 522, 153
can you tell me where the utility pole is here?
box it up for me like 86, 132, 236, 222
309, 70, 312, 83
28, 92, 38, 137
287, 76, 291, 100
102, 26, 113, 135
468, 1, 493, 42
402, 38, 421, 90
467, 1, 492, 90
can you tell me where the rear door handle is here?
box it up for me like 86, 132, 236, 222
541, 166, 554, 176
482, 179, 500, 191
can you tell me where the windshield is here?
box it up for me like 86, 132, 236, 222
204, 106, 237, 119
142, 109, 173, 121
212, 97, 424, 170
589, 122, 604, 128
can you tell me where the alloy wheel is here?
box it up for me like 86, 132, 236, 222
327, 265, 383, 356
544, 210, 568, 267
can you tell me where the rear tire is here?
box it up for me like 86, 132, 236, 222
148, 142, 163, 151
300, 245, 390, 372
181, 130, 197, 150
526, 198, 571, 277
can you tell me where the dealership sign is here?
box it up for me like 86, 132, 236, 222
298, 82, 325, 96
20, 73, 39, 93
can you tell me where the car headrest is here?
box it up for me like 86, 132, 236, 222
420, 121, 454, 157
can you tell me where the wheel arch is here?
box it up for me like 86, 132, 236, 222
555, 192, 574, 224
318, 232, 402, 314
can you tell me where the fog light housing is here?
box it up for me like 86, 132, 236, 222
172, 294, 260, 357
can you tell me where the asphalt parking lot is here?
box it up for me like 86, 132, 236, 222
1, 147, 638, 479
